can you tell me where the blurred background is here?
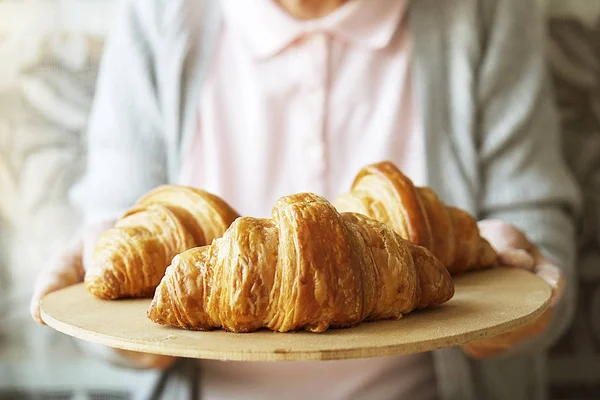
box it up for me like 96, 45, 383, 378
0, 0, 598, 399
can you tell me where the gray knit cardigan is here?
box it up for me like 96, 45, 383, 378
70, 0, 582, 399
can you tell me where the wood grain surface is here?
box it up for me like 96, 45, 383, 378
40, 268, 551, 362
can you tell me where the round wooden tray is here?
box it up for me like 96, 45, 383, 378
41, 268, 551, 362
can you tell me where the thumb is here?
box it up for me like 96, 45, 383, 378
30, 234, 85, 325
498, 248, 536, 271
478, 219, 533, 253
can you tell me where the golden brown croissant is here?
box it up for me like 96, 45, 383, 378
334, 162, 498, 275
147, 193, 454, 333
85, 185, 239, 300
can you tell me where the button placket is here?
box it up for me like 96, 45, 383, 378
302, 32, 328, 193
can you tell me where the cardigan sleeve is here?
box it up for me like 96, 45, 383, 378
69, 0, 168, 224
477, 0, 582, 355
66, 0, 175, 370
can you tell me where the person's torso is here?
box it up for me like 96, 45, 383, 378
177, 1, 437, 399
145, 0, 552, 399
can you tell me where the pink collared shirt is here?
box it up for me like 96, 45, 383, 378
180, 0, 435, 399
180, 0, 427, 218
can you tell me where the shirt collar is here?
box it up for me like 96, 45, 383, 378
220, 0, 408, 59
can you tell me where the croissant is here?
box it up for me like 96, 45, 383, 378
85, 185, 239, 300
147, 193, 454, 333
334, 162, 497, 275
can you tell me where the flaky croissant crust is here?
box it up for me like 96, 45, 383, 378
148, 193, 454, 333
85, 185, 239, 300
334, 161, 498, 274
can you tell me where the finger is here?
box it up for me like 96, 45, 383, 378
537, 263, 564, 308
477, 219, 507, 230
463, 308, 553, 359
30, 236, 84, 325
115, 349, 176, 370
30, 277, 68, 325
498, 249, 536, 271
527, 246, 565, 307
478, 220, 534, 253
30, 271, 65, 325
530, 249, 561, 286
30, 294, 44, 325
463, 330, 519, 359
463, 341, 510, 359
